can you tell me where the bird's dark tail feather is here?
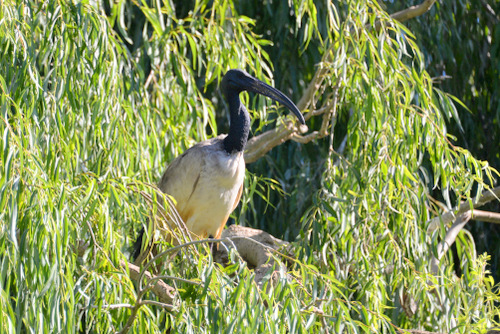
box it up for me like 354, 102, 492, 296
131, 226, 145, 262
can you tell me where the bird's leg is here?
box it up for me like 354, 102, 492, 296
209, 235, 219, 257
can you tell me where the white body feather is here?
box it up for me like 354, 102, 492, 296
158, 135, 245, 239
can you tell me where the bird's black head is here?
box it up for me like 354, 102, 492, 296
221, 69, 305, 125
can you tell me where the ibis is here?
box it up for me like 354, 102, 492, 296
132, 69, 305, 261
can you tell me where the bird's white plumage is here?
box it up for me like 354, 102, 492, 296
158, 134, 245, 240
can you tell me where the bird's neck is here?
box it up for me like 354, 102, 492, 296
223, 92, 250, 154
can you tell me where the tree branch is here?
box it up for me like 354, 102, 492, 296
429, 208, 500, 274
117, 261, 177, 334
427, 186, 500, 232
430, 212, 471, 274
244, 121, 298, 163
121, 261, 176, 305
397, 330, 446, 334
387, 0, 437, 24
470, 209, 500, 224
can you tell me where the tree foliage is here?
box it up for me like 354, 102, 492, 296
382, 0, 500, 286
0, 0, 498, 333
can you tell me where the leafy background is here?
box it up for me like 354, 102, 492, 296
0, 0, 499, 333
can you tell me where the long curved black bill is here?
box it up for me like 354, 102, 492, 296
247, 78, 305, 125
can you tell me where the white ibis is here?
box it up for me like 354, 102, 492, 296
132, 69, 305, 261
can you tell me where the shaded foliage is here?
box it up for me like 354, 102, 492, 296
382, 0, 500, 281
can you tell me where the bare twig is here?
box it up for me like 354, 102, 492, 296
431, 75, 452, 84
146, 275, 202, 287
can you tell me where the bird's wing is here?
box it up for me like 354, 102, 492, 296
158, 136, 244, 240
158, 146, 205, 216
158, 137, 227, 218
232, 183, 243, 213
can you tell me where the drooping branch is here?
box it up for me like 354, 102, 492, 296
429, 207, 500, 274
427, 186, 500, 274
430, 212, 471, 274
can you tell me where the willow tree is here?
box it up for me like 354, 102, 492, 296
0, 1, 498, 333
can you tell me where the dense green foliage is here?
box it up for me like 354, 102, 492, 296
0, 0, 498, 333
382, 0, 500, 285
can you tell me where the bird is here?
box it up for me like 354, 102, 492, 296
132, 69, 305, 262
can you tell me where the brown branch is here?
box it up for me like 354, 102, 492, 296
245, 81, 339, 163
296, 66, 329, 112
430, 209, 500, 274
397, 330, 446, 334
471, 209, 500, 224
427, 186, 500, 232
388, 0, 437, 23
425, 186, 500, 330
428, 186, 500, 274
305, 104, 331, 119
216, 225, 288, 267
292, 131, 325, 144
117, 261, 177, 334
426, 206, 500, 330
121, 261, 176, 305
430, 212, 471, 274
244, 121, 297, 164
215, 225, 290, 287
